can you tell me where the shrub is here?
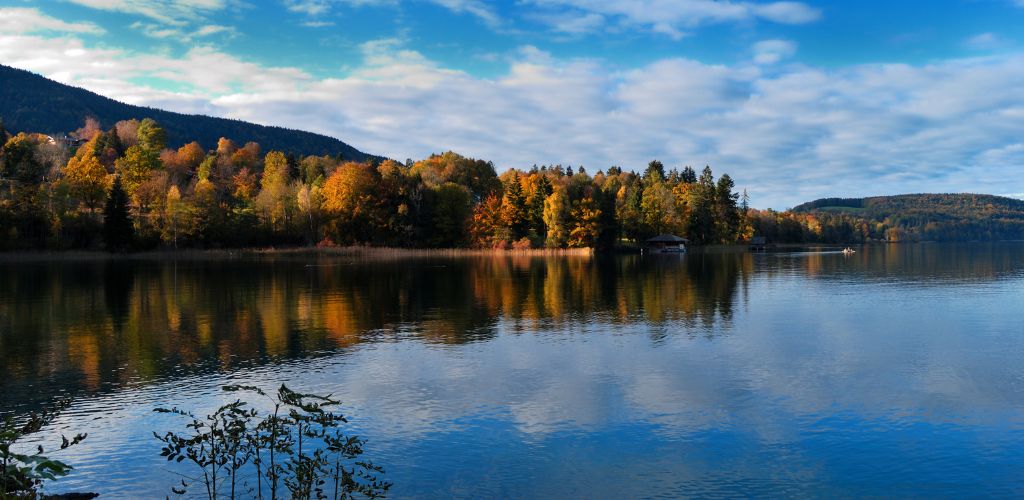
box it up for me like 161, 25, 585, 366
155, 384, 390, 500
1, 400, 89, 498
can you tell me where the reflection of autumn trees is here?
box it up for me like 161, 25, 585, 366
4, 246, 1019, 412
0, 255, 755, 412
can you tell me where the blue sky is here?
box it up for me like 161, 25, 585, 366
1, 0, 1023, 207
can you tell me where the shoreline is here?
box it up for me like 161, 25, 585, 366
0, 241, 1020, 262
0, 246, 597, 262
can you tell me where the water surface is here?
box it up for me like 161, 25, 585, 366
2, 244, 1024, 497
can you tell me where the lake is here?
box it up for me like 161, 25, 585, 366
2, 243, 1024, 498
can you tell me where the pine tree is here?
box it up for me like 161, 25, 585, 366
681, 166, 697, 184
286, 152, 300, 180
93, 128, 124, 167
103, 176, 134, 252
687, 166, 717, 244
644, 160, 665, 182
501, 172, 529, 240
715, 173, 740, 242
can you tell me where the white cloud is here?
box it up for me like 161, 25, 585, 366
130, 21, 237, 41
0, 7, 103, 34
977, 143, 1024, 168
283, 0, 498, 26
750, 1, 821, 24
302, 20, 337, 27
4, 11, 1024, 208
429, 0, 500, 26
752, 39, 797, 64
194, 24, 233, 37
284, 0, 334, 15
524, 0, 821, 37
527, 10, 605, 35
66, 0, 228, 25
964, 32, 1010, 51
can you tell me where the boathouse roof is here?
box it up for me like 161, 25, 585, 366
646, 234, 689, 243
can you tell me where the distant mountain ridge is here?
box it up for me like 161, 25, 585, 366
790, 193, 1024, 242
792, 193, 1024, 215
0, 64, 376, 160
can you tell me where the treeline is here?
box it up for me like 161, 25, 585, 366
0, 117, 750, 251
752, 194, 1024, 243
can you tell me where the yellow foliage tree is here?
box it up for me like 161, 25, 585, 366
322, 162, 375, 215
321, 162, 378, 243
114, 145, 161, 198
255, 151, 294, 232
568, 195, 601, 248
63, 140, 109, 210
543, 187, 569, 248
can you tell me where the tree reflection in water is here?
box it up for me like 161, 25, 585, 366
2, 242, 1021, 415
0, 252, 751, 412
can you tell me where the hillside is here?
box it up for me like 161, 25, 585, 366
793, 193, 1024, 219
0, 64, 375, 160
778, 193, 1024, 242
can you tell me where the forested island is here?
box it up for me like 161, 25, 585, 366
2, 115, 1024, 252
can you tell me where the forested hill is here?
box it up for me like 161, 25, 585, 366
792, 193, 1024, 215
749, 193, 1024, 243
0, 65, 374, 160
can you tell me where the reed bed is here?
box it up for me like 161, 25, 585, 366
0, 246, 596, 262
263, 245, 595, 259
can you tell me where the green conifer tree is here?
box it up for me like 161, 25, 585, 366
103, 176, 134, 252
501, 172, 529, 240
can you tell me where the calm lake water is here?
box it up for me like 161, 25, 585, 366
2, 243, 1024, 498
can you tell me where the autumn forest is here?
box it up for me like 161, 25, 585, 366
0, 117, 757, 251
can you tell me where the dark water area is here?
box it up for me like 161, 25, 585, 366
2, 243, 1024, 497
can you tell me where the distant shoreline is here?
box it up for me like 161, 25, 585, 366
2, 241, 1020, 262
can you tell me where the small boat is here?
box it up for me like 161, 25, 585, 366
842, 247, 855, 255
